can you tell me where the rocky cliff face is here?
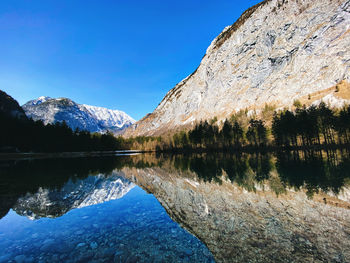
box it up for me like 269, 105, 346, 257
23, 97, 135, 133
121, 166, 350, 263
126, 0, 350, 136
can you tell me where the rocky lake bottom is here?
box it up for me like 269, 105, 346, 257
0, 151, 349, 262
0, 186, 213, 263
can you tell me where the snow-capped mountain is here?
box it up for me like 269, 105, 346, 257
13, 173, 135, 219
25, 96, 51, 106
22, 97, 135, 133
83, 104, 135, 133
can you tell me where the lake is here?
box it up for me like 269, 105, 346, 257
0, 151, 349, 262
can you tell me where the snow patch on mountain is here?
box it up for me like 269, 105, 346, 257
27, 96, 51, 106
83, 104, 135, 130
22, 97, 135, 133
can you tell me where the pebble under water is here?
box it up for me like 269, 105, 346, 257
2, 151, 349, 262
0, 186, 214, 263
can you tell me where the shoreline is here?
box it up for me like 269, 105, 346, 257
0, 150, 151, 161
1, 144, 349, 161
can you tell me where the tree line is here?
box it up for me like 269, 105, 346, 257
0, 108, 165, 153
2, 99, 350, 153
272, 102, 350, 148
165, 117, 268, 151
0, 112, 125, 152
163, 103, 350, 151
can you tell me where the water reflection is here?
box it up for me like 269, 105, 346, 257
0, 157, 128, 219
165, 150, 350, 199
14, 174, 134, 220
0, 157, 214, 262
0, 150, 350, 262
276, 150, 350, 198
121, 150, 350, 262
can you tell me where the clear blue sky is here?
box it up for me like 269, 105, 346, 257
0, 0, 261, 120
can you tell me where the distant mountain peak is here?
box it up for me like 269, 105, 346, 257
27, 96, 51, 106
82, 104, 136, 129
37, 96, 51, 101
22, 96, 135, 133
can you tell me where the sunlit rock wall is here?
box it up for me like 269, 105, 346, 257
126, 0, 350, 136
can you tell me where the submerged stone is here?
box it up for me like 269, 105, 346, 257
90, 241, 98, 249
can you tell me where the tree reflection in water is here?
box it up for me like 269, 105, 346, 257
163, 149, 350, 198
1, 151, 350, 262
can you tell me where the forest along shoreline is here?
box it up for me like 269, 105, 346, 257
2, 87, 350, 155
139, 102, 350, 153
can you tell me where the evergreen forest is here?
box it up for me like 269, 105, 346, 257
162, 102, 350, 151
1, 101, 350, 153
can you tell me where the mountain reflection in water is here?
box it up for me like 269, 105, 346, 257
0, 157, 214, 262
0, 150, 349, 262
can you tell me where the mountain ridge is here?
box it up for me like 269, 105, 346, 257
125, 0, 350, 137
0, 90, 28, 120
23, 97, 135, 133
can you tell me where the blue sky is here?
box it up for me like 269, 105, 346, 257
0, 0, 261, 120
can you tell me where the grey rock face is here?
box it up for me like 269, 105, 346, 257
22, 97, 135, 133
126, 0, 350, 136
121, 167, 350, 263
